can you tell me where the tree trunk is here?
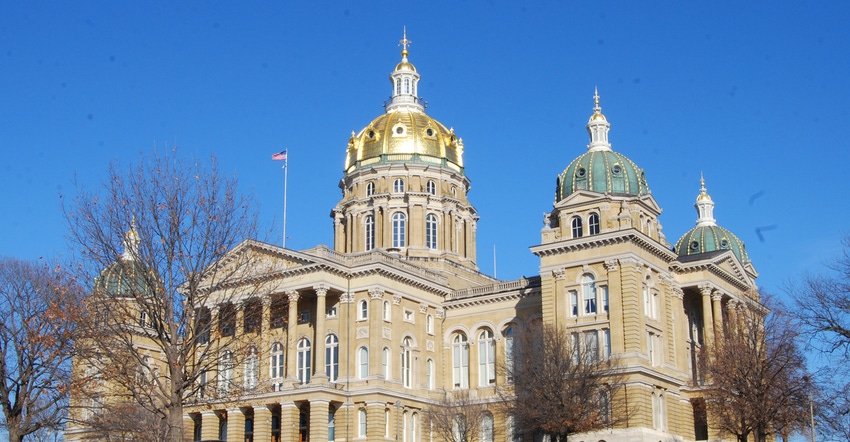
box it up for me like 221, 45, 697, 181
168, 401, 185, 442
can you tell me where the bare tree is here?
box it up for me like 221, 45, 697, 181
498, 323, 624, 442
700, 295, 809, 442
425, 389, 490, 442
64, 148, 260, 442
0, 258, 82, 442
790, 235, 850, 441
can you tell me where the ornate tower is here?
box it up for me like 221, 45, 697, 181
332, 31, 479, 269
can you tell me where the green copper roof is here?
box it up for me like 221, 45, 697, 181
674, 225, 749, 264
94, 259, 153, 297
556, 150, 650, 202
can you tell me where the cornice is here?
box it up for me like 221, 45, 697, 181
531, 229, 676, 261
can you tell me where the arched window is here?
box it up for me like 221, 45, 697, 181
504, 326, 517, 383
382, 347, 391, 380
325, 334, 339, 382
365, 215, 375, 251
452, 333, 469, 389
480, 412, 494, 442
358, 347, 369, 379
392, 212, 406, 248
426, 180, 436, 195
270, 342, 284, 379
402, 337, 413, 388
366, 181, 375, 196
297, 338, 311, 384
478, 329, 495, 386
218, 350, 233, 394
359, 300, 368, 320
571, 216, 583, 238
426, 314, 434, 334
244, 347, 258, 390
383, 300, 391, 321
404, 78, 410, 94
589, 213, 600, 235
393, 178, 405, 193
426, 358, 434, 390
426, 213, 438, 250
583, 274, 597, 314
395, 79, 401, 96
359, 409, 367, 437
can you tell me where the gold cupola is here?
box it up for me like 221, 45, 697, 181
343, 30, 465, 175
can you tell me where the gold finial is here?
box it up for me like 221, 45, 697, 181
700, 172, 705, 189
589, 87, 607, 121
399, 27, 411, 59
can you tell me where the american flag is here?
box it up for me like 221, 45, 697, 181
272, 150, 287, 161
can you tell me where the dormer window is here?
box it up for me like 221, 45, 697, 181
720, 239, 729, 249
690, 241, 700, 251
612, 164, 622, 175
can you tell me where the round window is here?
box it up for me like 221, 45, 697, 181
368, 130, 375, 138
720, 239, 729, 248
577, 167, 586, 177
612, 164, 622, 175
426, 128, 434, 136
690, 241, 699, 251
396, 127, 404, 134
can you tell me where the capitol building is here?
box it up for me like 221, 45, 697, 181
66, 33, 759, 442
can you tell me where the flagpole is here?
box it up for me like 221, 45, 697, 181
283, 153, 288, 248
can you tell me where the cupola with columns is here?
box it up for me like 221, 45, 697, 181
332, 31, 479, 270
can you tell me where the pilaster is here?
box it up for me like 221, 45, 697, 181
619, 258, 642, 353
200, 410, 219, 441
253, 405, 273, 442
226, 408, 245, 442
280, 402, 300, 442
314, 284, 329, 380
310, 400, 331, 442
286, 290, 300, 380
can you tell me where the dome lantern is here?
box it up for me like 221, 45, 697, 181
587, 87, 612, 151
386, 27, 423, 113
675, 176, 749, 264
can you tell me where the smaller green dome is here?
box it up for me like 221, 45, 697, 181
675, 225, 749, 264
94, 259, 153, 297
556, 150, 650, 201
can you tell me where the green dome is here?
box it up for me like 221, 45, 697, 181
556, 150, 650, 202
94, 259, 153, 297
675, 225, 749, 264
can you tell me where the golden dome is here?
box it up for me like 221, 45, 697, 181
344, 109, 464, 174
395, 49, 417, 72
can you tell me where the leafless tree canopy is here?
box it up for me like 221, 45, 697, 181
425, 390, 490, 442
498, 323, 624, 442
700, 295, 809, 442
0, 258, 83, 442
64, 148, 260, 442
790, 235, 850, 441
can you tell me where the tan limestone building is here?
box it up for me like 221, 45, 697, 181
67, 34, 759, 442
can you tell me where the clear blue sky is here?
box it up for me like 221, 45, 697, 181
1, 1, 848, 297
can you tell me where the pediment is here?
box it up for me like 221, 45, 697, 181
199, 239, 318, 287
671, 249, 755, 289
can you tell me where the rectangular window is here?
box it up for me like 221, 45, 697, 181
403, 309, 414, 323
327, 305, 338, 318
602, 286, 609, 312
298, 310, 311, 324
584, 285, 597, 314
602, 329, 611, 359
585, 331, 599, 364
570, 291, 578, 317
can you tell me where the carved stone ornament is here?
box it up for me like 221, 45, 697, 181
313, 284, 329, 297
552, 269, 566, 280
369, 287, 385, 299
426, 340, 435, 352
419, 303, 428, 313
435, 308, 445, 319
286, 290, 300, 303
392, 294, 402, 305
382, 327, 392, 340
604, 260, 619, 271
339, 293, 354, 304
671, 287, 684, 299
356, 327, 369, 339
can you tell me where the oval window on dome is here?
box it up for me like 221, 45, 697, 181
426, 128, 434, 137
720, 239, 729, 249
396, 127, 404, 135
690, 241, 699, 251
612, 164, 622, 175
368, 130, 375, 139
576, 167, 586, 178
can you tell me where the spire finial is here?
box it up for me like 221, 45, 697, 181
700, 172, 705, 189
593, 87, 601, 113
399, 27, 411, 59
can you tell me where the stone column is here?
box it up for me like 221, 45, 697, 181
605, 260, 625, 354
235, 301, 245, 336
727, 299, 739, 329
333, 212, 345, 252
200, 410, 219, 441
182, 414, 196, 442
700, 285, 715, 349
369, 288, 385, 379
366, 402, 387, 440
227, 408, 245, 442
309, 400, 330, 442
671, 286, 687, 370
619, 258, 642, 353
314, 284, 329, 380
254, 405, 273, 442
260, 297, 272, 379
280, 402, 300, 442
285, 290, 300, 381
712, 292, 724, 343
